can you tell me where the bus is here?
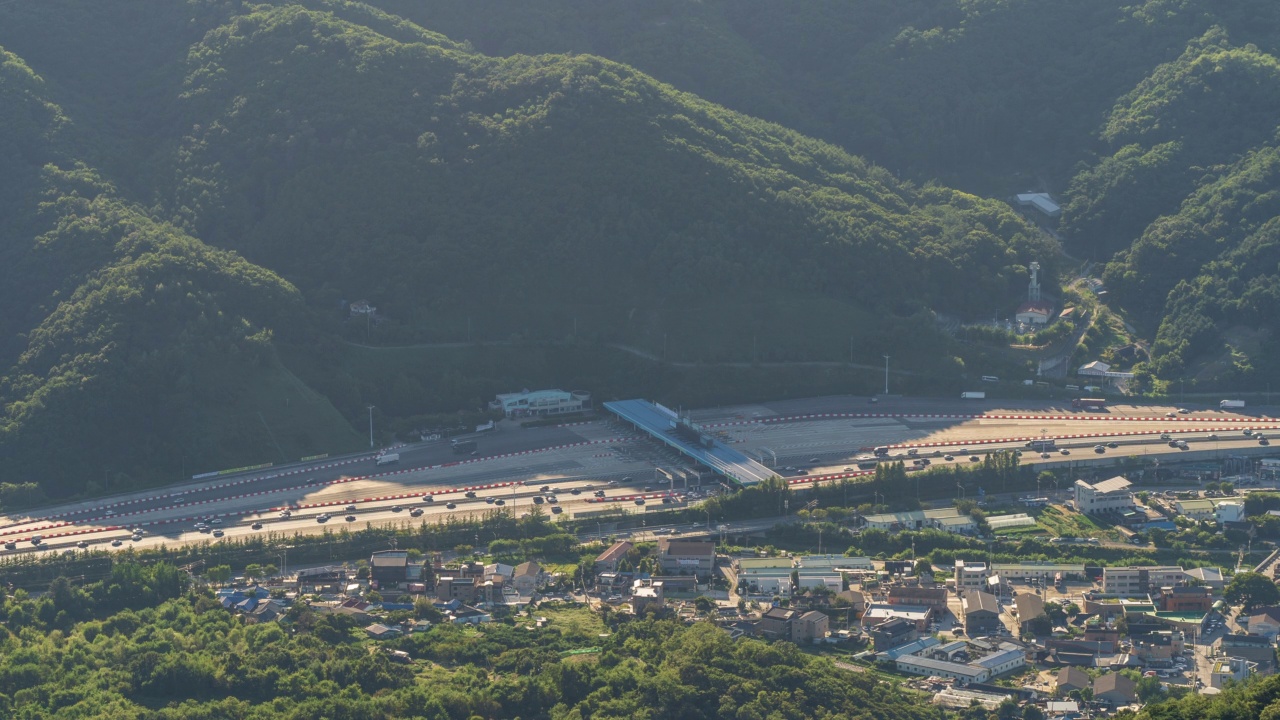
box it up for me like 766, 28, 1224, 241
450, 438, 477, 454
1071, 398, 1107, 411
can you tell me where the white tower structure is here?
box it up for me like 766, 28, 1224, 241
1028, 262, 1041, 302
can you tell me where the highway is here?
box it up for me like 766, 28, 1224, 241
4, 395, 1279, 558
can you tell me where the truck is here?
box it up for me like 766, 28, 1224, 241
961, 391, 986, 399
1071, 397, 1107, 411
375, 453, 400, 466
1026, 438, 1057, 452
450, 438, 477, 454
1221, 399, 1246, 409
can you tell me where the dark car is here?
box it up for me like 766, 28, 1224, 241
446, 502, 457, 509
410, 508, 424, 517
345, 515, 356, 522
634, 498, 646, 505
1107, 442, 1119, 448
465, 491, 477, 498
251, 522, 263, 530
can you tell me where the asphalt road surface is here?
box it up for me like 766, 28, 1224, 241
6, 395, 1279, 557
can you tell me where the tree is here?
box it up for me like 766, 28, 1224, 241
1224, 572, 1280, 611
206, 565, 231, 585
244, 564, 263, 582
1134, 674, 1165, 703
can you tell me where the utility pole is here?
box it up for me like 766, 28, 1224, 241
367, 405, 376, 448
883, 355, 890, 395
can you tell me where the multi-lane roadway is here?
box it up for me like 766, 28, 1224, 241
4, 396, 1278, 557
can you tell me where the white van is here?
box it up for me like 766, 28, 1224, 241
376, 453, 400, 466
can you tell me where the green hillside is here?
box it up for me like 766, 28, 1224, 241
0, 3, 1068, 492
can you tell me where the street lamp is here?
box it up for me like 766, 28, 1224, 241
367, 405, 376, 448
883, 355, 890, 395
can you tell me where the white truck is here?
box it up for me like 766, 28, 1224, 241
1220, 399, 1246, 409
376, 453, 400, 466
961, 391, 986, 399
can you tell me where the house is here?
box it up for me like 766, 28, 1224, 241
963, 591, 1002, 636
793, 611, 829, 644
370, 550, 410, 587
1246, 606, 1280, 641
1013, 593, 1047, 634
247, 600, 285, 624
594, 540, 633, 574
650, 571, 701, 594
349, 300, 376, 316
1091, 673, 1137, 705
364, 623, 401, 639
1074, 477, 1134, 515
1054, 667, 1090, 697
1045, 700, 1080, 718
836, 589, 867, 615
1076, 360, 1111, 377
435, 577, 478, 604
1016, 300, 1054, 325
1210, 656, 1252, 689
871, 617, 919, 651
888, 585, 948, 611
483, 563, 515, 580
758, 607, 799, 641
1217, 634, 1276, 675
512, 562, 542, 596
1157, 585, 1213, 613
862, 603, 933, 631
1132, 630, 1184, 664
295, 565, 351, 594
630, 580, 665, 614
656, 539, 716, 578
448, 605, 492, 625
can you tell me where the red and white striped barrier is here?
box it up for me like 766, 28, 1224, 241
704, 411, 1278, 428
17, 436, 638, 536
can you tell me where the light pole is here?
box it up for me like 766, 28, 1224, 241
883, 355, 890, 395
367, 405, 376, 448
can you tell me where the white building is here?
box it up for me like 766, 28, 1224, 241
990, 563, 1085, 582
1074, 476, 1134, 514
1016, 193, 1062, 219
1210, 656, 1251, 689
1077, 360, 1112, 377
1015, 300, 1054, 325
954, 560, 990, 594
896, 645, 1026, 683
1101, 566, 1186, 595
1216, 501, 1245, 524
490, 389, 591, 418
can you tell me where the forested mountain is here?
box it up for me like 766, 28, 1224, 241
0, 1, 1054, 493
1069, 30, 1280, 385
365, 0, 1280, 387
8, 0, 1280, 491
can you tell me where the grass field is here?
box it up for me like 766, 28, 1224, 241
1033, 505, 1120, 540
529, 604, 607, 642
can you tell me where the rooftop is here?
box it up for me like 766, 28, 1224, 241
1086, 476, 1132, 495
